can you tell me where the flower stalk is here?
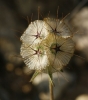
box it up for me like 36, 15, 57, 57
49, 73, 54, 100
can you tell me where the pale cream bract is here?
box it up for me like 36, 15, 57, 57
44, 18, 72, 38
44, 33, 75, 72
20, 20, 49, 45
20, 43, 49, 70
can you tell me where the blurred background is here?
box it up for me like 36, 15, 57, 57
0, 0, 88, 100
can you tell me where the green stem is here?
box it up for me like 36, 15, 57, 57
49, 74, 54, 100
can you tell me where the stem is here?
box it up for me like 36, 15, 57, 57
49, 74, 54, 100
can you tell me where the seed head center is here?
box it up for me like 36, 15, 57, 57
33, 47, 43, 57
50, 43, 61, 54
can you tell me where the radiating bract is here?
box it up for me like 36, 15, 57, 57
20, 43, 49, 70
44, 18, 72, 38
44, 33, 75, 72
20, 20, 49, 45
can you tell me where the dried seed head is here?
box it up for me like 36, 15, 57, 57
20, 17, 75, 73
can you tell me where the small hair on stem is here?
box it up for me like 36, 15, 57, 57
38, 6, 40, 20
57, 6, 59, 19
